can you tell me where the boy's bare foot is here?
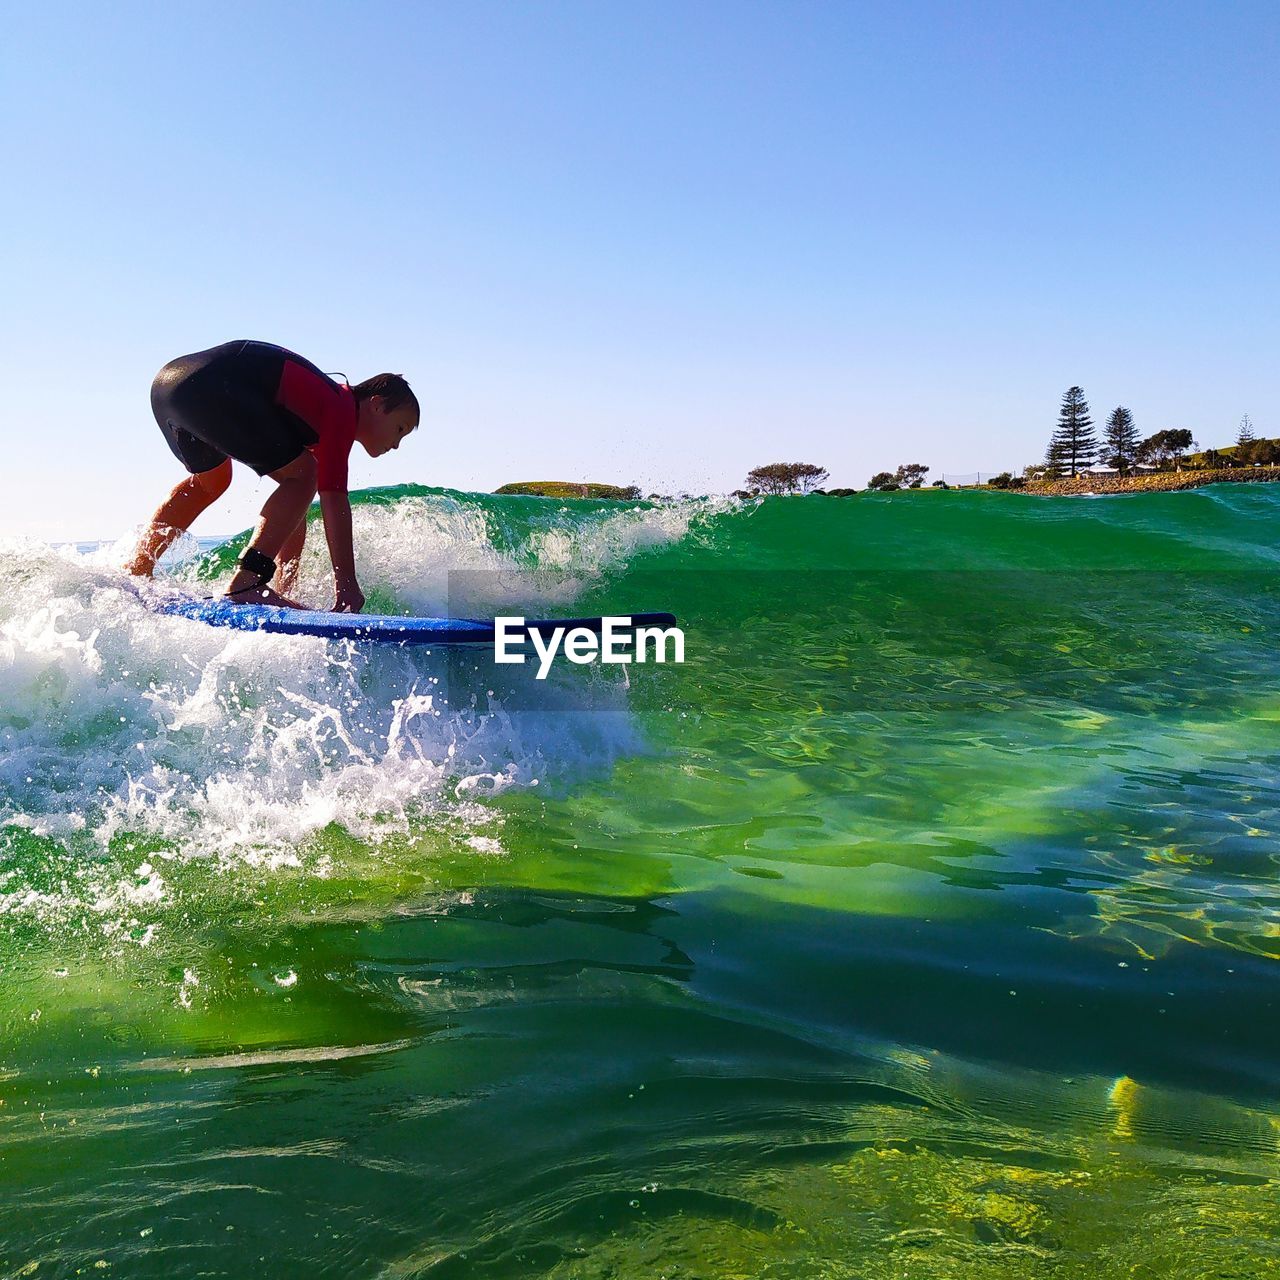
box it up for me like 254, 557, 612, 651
225, 583, 310, 609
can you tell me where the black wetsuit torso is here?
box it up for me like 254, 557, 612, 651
150, 340, 341, 478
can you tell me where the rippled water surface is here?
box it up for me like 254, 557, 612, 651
2, 485, 1278, 1278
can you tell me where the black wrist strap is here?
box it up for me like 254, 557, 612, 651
239, 547, 277, 585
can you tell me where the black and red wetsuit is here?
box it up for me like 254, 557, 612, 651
150, 340, 357, 492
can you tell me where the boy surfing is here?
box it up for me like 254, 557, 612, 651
127, 340, 419, 611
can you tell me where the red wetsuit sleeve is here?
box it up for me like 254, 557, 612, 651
275, 361, 357, 493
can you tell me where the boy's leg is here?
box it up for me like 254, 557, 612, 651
126, 459, 233, 577
275, 516, 308, 596
225, 451, 317, 604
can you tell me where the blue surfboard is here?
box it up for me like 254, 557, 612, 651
152, 596, 678, 646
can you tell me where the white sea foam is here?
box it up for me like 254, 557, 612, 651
0, 493, 707, 929
207, 490, 732, 615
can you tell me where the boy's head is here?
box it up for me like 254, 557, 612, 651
352, 373, 420, 457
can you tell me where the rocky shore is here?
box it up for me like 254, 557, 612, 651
494, 481, 641, 499
1025, 467, 1280, 496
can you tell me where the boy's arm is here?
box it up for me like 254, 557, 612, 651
319, 490, 365, 612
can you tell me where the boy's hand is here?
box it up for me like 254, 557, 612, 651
333, 579, 365, 613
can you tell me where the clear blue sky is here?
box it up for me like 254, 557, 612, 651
3, 0, 1277, 538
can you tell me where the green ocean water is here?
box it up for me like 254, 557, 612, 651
1, 485, 1278, 1278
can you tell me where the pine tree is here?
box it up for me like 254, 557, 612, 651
1045, 386, 1097, 476
1104, 406, 1139, 472
1237, 414, 1255, 446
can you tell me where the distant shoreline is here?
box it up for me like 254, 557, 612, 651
1023, 467, 1280, 496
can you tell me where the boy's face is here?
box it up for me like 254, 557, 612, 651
359, 396, 419, 457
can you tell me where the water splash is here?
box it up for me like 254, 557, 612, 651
0, 491, 710, 929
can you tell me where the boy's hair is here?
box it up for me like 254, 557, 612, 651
352, 373, 419, 420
